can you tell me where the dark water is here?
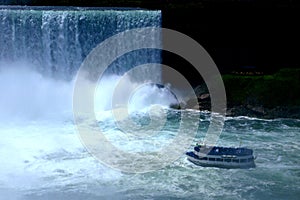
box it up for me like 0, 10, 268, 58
0, 111, 299, 200
0, 6, 161, 79
0, 6, 299, 200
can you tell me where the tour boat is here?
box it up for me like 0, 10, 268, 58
186, 144, 256, 169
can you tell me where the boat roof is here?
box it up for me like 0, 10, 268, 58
194, 145, 253, 156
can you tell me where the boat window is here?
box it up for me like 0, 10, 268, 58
233, 159, 239, 163
200, 157, 208, 160
224, 158, 231, 162
208, 157, 215, 161
216, 158, 223, 162
240, 159, 247, 163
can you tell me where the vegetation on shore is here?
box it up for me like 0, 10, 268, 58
222, 68, 300, 108
222, 68, 300, 118
2, 0, 299, 118
180, 68, 300, 119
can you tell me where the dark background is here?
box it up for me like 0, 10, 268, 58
159, 0, 300, 86
1, 0, 299, 116
2, 0, 299, 84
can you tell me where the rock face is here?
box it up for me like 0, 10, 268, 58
222, 68, 300, 119
179, 93, 300, 119
226, 105, 300, 119
226, 105, 265, 118
181, 84, 211, 111
179, 68, 300, 119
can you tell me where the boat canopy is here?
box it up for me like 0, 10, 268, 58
194, 146, 253, 156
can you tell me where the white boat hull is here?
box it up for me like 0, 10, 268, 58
187, 156, 255, 169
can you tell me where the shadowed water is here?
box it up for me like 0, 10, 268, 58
0, 6, 299, 200
0, 109, 299, 200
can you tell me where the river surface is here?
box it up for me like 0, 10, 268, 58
0, 107, 299, 200
0, 6, 299, 200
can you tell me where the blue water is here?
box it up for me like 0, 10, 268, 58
0, 6, 299, 200
0, 111, 299, 200
0, 6, 161, 79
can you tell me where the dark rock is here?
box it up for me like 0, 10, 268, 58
194, 84, 208, 97
199, 93, 210, 100
169, 103, 181, 110
226, 105, 300, 119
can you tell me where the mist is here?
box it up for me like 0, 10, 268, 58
0, 62, 178, 123
0, 62, 74, 121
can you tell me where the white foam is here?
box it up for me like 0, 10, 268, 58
0, 62, 74, 122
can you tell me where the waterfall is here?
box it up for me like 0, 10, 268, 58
0, 6, 162, 79
0, 6, 164, 120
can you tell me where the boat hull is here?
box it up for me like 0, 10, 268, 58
186, 145, 256, 169
187, 156, 256, 169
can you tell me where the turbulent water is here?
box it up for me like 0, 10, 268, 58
0, 6, 161, 80
0, 6, 300, 200
1, 106, 300, 200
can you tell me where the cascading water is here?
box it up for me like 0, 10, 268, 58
0, 6, 169, 120
0, 6, 162, 79
0, 6, 300, 200
0, 6, 177, 199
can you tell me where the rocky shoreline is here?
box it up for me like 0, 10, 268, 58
171, 68, 300, 119
226, 105, 300, 119
172, 92, 300, 119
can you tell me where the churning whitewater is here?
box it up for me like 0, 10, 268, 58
0, 6, 299, 200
